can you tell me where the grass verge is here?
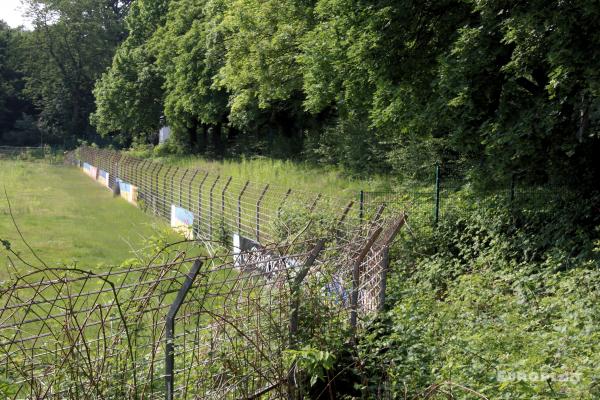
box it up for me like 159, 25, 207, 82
0, 160, 177, 276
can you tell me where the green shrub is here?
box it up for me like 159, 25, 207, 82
152, 140, 179, 157
352, 190, 600, 399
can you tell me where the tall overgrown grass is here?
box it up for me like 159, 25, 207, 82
127, 147, 396, 200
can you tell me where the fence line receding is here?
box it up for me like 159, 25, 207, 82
0, 146, 406, 399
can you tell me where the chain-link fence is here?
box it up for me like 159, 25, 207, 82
362, 164, 563, 226
2, 146, 565, 399
15, 145, 562, 233
0, 146, 409, 399
69, 146, 392, 244
0, 214, 405, 399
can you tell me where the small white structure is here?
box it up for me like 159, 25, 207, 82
159, 126, 171, 143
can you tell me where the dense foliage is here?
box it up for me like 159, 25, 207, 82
2, 0, 599, 187
0, 22, 38, 145
1, 2, 600, 397
338, 193, 600, 399
0, 1, 130, 147
88, 0, 600, 187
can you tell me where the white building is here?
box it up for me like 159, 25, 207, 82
159, 126, 171, 143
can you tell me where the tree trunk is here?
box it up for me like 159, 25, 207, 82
71, 94, 80, 140
189, 117, 199, 150
210, 123, 223, 157
199, 124, 208, 153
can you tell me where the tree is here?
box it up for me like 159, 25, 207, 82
216, 0, 314, 132
0, 21, 39, 146
152, 0, 230, 152
91, 0, 169, 144
299, 0, 470, 173
21, 0, 129, 146
431, 0, 600, 186
89, 0, 600, 186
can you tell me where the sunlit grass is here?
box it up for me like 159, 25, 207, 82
0, 160, 177, 276
139, 154, 396, 200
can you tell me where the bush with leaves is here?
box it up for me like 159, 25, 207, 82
353, 189, 600, 399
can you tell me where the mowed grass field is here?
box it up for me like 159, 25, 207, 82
0, 160, 175, 276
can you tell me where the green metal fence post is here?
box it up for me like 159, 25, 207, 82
165, 260, 202, 400
359, 190, 364, 225
434, 164, 440, 225
510, 173, 516, 203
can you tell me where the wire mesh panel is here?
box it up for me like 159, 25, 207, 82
0, 215, 404, 399
0, 259, 193, 399
7, 147, 409, 398
71, 147, 375, 244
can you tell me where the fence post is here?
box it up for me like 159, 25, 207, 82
125, 155, 133, 183
349, 227, 383, 339
170, 167, 179, 208
238, 181, 250, 233
132, 158, 140, 187
126, 156, 134, 191
135, 160, 147, 189
119, 155, 127, 183
376, 214, 406, 312
289, 239, 325, 340
158, 166, 170, 217
179, 169, 189, 207
221, 176, 233, 238
434, 164, 441, 225
165, 259, 202, 400
114, 152, 121, 188
147, 162, 158, 199
110, 152, 119, 189
197, 172, 209, 237
288, 240, 326, 398
359, 190, 364, 224
128, 156, 135, 188
188, 170, 199, 212
209, 176, 220, 239
378, 247, 390, 310
139, 159, 149, 188
106, 151, 112, 188
309, 193, 321, 212
130, 157, 137, 184
256, 184, 270, 242
277, 188, 292, 218
89, 147, 95, 168
155, 163, 161, 195
116, 154, 123, 183
101, 149, 108, 173
154, 165, 164, 214
337, 201, 355, 240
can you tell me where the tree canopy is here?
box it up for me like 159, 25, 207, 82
1, 0, 130, 147
1, 0, 599, 187
0, 21, 38, 145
